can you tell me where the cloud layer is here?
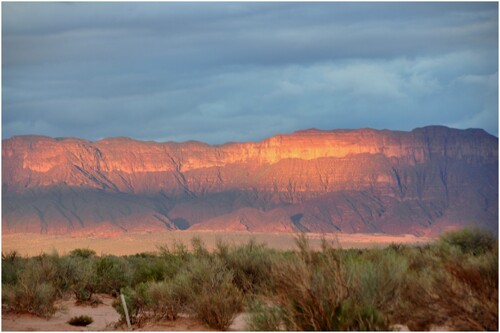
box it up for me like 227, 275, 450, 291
3, 2, 498, 143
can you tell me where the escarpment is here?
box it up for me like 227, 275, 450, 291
3, 126, 497, 236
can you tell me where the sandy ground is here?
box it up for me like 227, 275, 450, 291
2, 294, 248, 332
2, 231, 433, 257
2, 300, 447, 332
2, 294, 120, 331
2, 298, 448, 332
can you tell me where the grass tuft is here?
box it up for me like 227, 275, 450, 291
68, 315, 94, 326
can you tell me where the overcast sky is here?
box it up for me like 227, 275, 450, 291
2, 2, 498, 143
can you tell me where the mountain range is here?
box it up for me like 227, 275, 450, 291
2, 126, 498, 236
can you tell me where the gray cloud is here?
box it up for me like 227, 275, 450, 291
2, 2, 498, 143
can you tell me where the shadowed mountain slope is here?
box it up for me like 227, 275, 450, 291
2, 126, 498, 236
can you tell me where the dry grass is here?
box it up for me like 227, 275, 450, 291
395, 233, 498, 331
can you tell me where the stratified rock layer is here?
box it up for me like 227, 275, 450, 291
2, 126, 498, 236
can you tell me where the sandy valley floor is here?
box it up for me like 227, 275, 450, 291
2, 231, 433, 257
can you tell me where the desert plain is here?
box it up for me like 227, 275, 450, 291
2, 231, 433, 257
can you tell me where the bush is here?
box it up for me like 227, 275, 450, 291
192, 272, 242, 330
247, 236, 392, 331
265, 237, 351, 331
340, 249, 407, 330
113, 279, 188, 326
3, 280, 57, 318
69, 248, 96, 259
69, 258, 99, 304
346, 249, 408, 313
32, 282, 58, 317
336, 300, 387, 331
112, 284, 150, 326
27, 251, 76, 298
439, 228, 496, 255
191, 237, 210, 258
68, 315, 94, 326
94, 255, 132, 294
128, 255, 172, 286
157, 242, 191, 278
50, 255, 79, 297
175, 257, 243, 330
218, 239, 274, 294
2, 256, 59, 318
2, 251, 22, 285
246, 299, 283, 331
439, 252, 498, 330
397, 236, 498, 331
147, 280, 185, 321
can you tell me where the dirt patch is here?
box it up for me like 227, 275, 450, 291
2, 294, 119, 331
128, 316, 213, 331
2, 294, 243, 332
229, 312, 249, 331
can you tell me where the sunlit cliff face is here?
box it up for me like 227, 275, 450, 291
4, 126, 496, 183
2, 126, 498, 236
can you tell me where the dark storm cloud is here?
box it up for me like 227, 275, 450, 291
2, 2, 498, 143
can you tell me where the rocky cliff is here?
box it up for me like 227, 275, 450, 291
2, 126, 498, 236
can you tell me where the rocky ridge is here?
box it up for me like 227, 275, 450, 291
2, 126, 498, 236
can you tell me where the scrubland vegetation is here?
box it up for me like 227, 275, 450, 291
2, 228, 498, 331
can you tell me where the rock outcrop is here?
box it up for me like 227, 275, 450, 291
2, 126, 498, 236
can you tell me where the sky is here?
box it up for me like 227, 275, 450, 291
2, 2, 498, 144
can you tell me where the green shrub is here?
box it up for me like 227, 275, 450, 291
157, 242, 191, 278
397, 236, 498, 331
112, 284, 151, 326
191, 237, 210, 258
336, 300, 388, 331
249, 236, 392, 331
94, 255, 132, 294
3, 280, 57, 318
32, 282, 58, 317
69, 248, 96, 259
246, 299, 283, 331
440, 251, 498, 331
158, 241, 190, 262
273, 257, 348, 330
2, 256, 59, 318
175, 257, 243, 330
268, 240, 351, 331
24, 251, 75, 298
70, 258, 99, 304
2, 250, 19, 261
346, 249, 408, 311
339, 248, 410, 330
50, 255, 78, 297
68, 315, 94, 326
113, 279, 188, 326
127, 255, 171, 286
440, 228, 496, 255
2, 251, 22, 285
218, 239, 274, 294
147, 280, 186, 321
34, 253, 58, 282
215, 239, 230, 258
